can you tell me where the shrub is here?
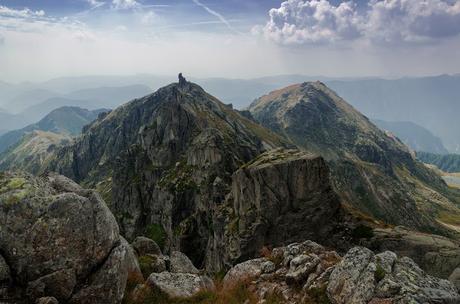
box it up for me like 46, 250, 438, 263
145, 224, 166, 249
374, 263, 386, 282
138, 255, 157, 278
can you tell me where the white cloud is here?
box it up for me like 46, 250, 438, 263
0, 5, 45, 18
112, 0, 140, 10
0, 34, 4, 45
366, 0, 460, 43
141, 11, 156, 25
85, 0, 105, 9
257, 0, 460, 45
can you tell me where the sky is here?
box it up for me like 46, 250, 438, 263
0, 0, 460, 82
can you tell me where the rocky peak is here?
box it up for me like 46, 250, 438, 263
248, 81, 460, 238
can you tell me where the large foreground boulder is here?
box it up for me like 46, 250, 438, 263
0, 172, 139, 303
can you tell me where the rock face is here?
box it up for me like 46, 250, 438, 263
223, 240, 459, 304
248, 81, 460, 237
46, 77, 288, 269
213, 149, 345, 267
0, 171, 138, 304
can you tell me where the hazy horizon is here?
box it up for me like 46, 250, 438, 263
1, 0, 460, 82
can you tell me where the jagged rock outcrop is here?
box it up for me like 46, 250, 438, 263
45, 76, 288, 269
248, 81, 460, 238
210, 149, 346, 269
0, 171, 140, 303
223, 240, 459, 304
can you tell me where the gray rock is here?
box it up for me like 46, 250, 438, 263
327, 246, 460, 304
261, 261, 276, 274
36, 297, 59, 304
285, 254, 320, 284
132, 236, 162, 256
448, 267, 460, 291
170, 251, 199, 274
0, 172, 131, 304
69, 240, 132, 304
327, 247, 376, 304
222, 149, 342, 265
147, 272, 214, 298
223, 258, 266, 288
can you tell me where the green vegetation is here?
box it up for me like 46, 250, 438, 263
159, 161, 198, 193
374, 263, 386, 282
305, 286, 331, 304
138, 255, 158, 278
145, 224, 166, 249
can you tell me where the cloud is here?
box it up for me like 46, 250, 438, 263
366, 0, 460, 43
112, 0, 140, 10
85, 0, 105, 9
257, 0, 460, 45
192, 0, 242, 34
141, 11, 156, 25
0, 34, 4, 45
0, 5, 45, 18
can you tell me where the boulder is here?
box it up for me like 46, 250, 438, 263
327, 247, 376, 304
170, 251, 199, 274
285, 253, 320, 284
36, 297, 59, 304
147, 272, 214, 298
0, 172, 132, 303
327, 246, 459, 304
223, 258, 266, 288
449, 268, 460, 291
132, 236, 162, 256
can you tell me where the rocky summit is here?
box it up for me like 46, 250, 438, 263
248, 81, 460, 237
1, 75, 459, 303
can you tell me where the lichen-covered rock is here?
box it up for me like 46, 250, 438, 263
223, 258, 266, 288
223, 241, 459, 304
285, 253, 320, 284
219, 149, 344, 266
327, 246, 459, 304
0, 172, 132, 304
327, 247, 377, 304
36, 297, 59, 304
146, 272, 214, 298
449, 267, 460, 291
132, 236, 162, 256
170, 251, 199, 274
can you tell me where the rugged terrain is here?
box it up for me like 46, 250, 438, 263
0, 171, 141, 303
45, 76, 288, 271
248, 81, 460, 237
0, 106, 106, 154
1, 76, 460, 303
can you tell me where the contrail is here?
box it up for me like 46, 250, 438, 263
192, 0, 242, 34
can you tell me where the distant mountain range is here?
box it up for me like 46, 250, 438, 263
0, 106, 107, 154
1, 74, 460, 153
372, 119, 449, 154
417, 152, 460, 173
